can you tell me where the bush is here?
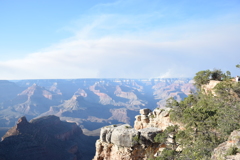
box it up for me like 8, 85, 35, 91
167, 77, 240, 159
154, 67, 240, 159
211, 69, 223, 80
193, 70, 211, 88
226, 146, 239, 156
193, 69, 225, 89
132, 135, 139, 143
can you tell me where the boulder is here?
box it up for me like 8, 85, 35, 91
94, 124, 166, 160
141, 115, 148, 120
153, 109, 162, 116
100, 124, 164, 148
135, 115, 141, 121
160, 108, 171, 117
100, 125, 116, 143
140, 108, 152, 115
111, 124, 138, 147
139, 127, 162, 143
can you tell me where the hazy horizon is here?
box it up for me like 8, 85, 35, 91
6, 77, 193, 81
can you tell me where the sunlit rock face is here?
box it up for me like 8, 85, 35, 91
134, 108, 175, 130
211, 129, 240, 160
201, 80, 221, 95
93, 107, 183, 160
0, 115, 95, 160
93, 124, 163, 160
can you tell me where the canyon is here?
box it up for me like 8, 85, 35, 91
0, 78, 194, 131
1, 78, 238, 159
0, 78, 194, 159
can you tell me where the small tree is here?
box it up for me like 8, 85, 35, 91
226, 71, 231, 77
193, 70, 211, 88
222, 71, 232, 80
211, 69, 223, 80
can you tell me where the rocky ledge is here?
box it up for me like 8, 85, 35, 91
93, 108, 181, 160
134, 108, 174, 130
211, 129, 240, 160
0, 115, 93, 160
93, 124, 163, 160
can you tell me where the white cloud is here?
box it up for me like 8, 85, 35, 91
1, 23, 239, 80
0, 1, 240, 80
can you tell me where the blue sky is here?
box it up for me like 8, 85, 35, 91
0, 0, 240, 79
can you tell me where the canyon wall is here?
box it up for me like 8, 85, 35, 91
211, 129, 240, 160
93, 108, 176, 160
0, 78, 194, 132
0, 115, 95, 160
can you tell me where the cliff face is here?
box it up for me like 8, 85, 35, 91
93, 108, 176, 160
201, 80, 220, 95
211, 129, 240, 160
0, 78, 194, 132
134, 108, 174, 130
0, 115, 95, 160
93, 124, 163, 160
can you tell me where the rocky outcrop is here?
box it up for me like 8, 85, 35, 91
93, 107, 181, 160
211, 129, 240, 160
93, 124, 163, 160
202, 80, 221, 95
0, 115, 95, 160
134, 108, 174, 130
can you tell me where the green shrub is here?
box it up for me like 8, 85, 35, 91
193, 70, 211, 88
132, 135, 139, 143
211, 69, 223, 80
226, 146, 239, 156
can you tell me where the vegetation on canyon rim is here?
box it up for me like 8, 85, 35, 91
152, 64, 240, 160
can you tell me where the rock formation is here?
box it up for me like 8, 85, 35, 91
0, 78, 193, 135
0, 115, 95, 160
202, 80, 220, 95
134, 108, 174, 130
93, 108, 177, 160
93, 124, 163, 160
211, 129, 240, 160
2, 84, 62, 116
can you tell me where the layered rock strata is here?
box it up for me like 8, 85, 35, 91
93, 108, 180, 160
211, 129, 240, 160
0, 115, 95, 160
134, 108, 174, 130
202, 80, 220, 95
93, 124, 163, 160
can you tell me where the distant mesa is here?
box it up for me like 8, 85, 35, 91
0, 78, 194, 134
